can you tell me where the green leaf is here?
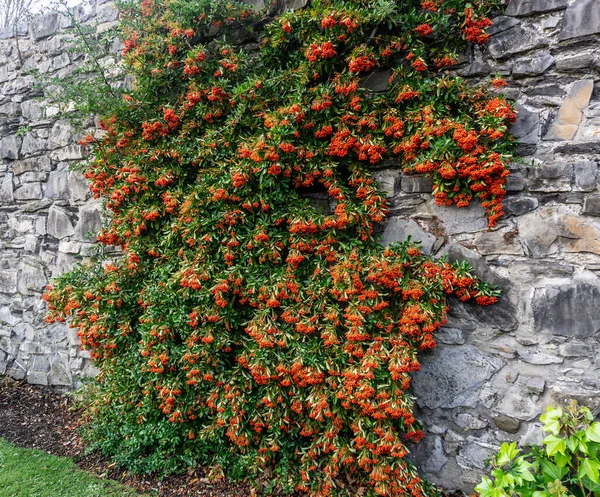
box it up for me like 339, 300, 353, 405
475, 476, 494, 497
540, 459, 567, 482
497, 442, 520, 466
578, 458, 600, 483
544, 435, 567, 457
587, 422, 600, 443
581, 476, 600, 492
532, 492, 550, 497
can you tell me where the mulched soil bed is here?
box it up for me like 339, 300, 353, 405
0, 377, 466, 497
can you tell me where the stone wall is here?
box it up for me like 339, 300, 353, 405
0, 0, 119, 389
0, 0, 599, 492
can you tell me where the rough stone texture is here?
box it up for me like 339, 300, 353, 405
1, 1, 600, 494
0, 4, 110, 392
559, 0, 600, 40
544, 80, 594, 141
505, 0, 569, 17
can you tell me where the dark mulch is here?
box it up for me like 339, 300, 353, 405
0, 377, 467, 497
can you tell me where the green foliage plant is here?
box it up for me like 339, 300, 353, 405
43, 0, 514, 496
476, 402, 600, 497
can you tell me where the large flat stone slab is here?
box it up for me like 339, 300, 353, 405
544, 80, 594, 141
505, 0, 568, 16
533, 280, 600, 337
560, 0, 600, 40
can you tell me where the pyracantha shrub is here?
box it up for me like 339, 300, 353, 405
44, 0, 512, 496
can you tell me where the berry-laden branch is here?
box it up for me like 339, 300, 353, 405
44, 1, 510, 496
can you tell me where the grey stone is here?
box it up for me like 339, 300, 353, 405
47, 205, 75, 239
50, 145, 86, 161
410, 436, 448, 474
75, 204, 102, 241
437, 327, 465, 345
521, 376, 546, 395
373, 170, 400, 197
454, 413, 488, 430
488, 26, 547, 60
493, 414, 521, 434
533, 281, 600, 338
559, 342, 590, 357
48, 121, 73, 149
413, 346, 505, 409
474, 227, 524, 256
506, 173, 527, 192
503, 197, 538, 217
512, 53, 554, 79
529, 162, 572, 192
401, 175, 433, 193
505, 0, 569, 16
0, 270, 18, 294
518, 208, 559, 257
459, 62, 492, 78
519, 350, 564, 365
0, 306, 19, 325
509, 104, 540, 147
0, 173, 14, 203
432, 201, 488, 235
495, 386, 541, 421
20, 134, 46, 156
457, 442, 496, 471
556, 54, 598, 72
560, 0, 600, 40
0, 135, 21, 160
573, 161, 597, 192
487, 16, 521, 35
68, 171, 89, 202
18, 261, 47, 294
13, 183, 43, 200
31, 13, 59, 40
519, 422, 545, 447
381, 218, 436, 254
583, 195, 600, 216
21, 100, 43, 121
46, 169, 70, 199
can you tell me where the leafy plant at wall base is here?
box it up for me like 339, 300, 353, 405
476, 402, 600, 497
43, 0, 513, 496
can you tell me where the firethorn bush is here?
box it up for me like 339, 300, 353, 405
44, 0, 513, 496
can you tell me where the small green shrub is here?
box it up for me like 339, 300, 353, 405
476, 402, 600, 497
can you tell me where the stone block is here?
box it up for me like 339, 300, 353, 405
20, 133, 47, 156
48, 121, 74, 149
75, 203, 102, 240
47, 205, 75, 239
432, 200, 488, 235
0, 270, 18, 294
573, 161, 597, 192
13, 182, 43, 200
473, 227, 525, 255
560, 0, 600, 40
509, 104, 540, 149
0, 173, 14, 203
50, 145, 86, 161
505, 0, 568, 16
495, 385, 541, 421
46, 169, 70, 199
503, 197, 538, 217
373, 169, 400, 197
401, 175, 433, 193
18, 261, 47, 294
493, 414, 521, 434
413, 346, 505, 409
512, 53, 554, 79
544, 80, 594, 141
533, 281, 600, 337
21, 99, 44, 121
556, 54, 598, 73
31, 12, 59, 40
529, 162, 572, 192
0, 135, 21, 160
488, 26, 547, 60
380, 218, 436, 254
68, 170, 90, 202
583, 195, 600, 216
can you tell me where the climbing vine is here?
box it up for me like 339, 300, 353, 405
44, 0, 513, 496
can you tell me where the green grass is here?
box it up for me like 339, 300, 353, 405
0, 438, 148, 497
